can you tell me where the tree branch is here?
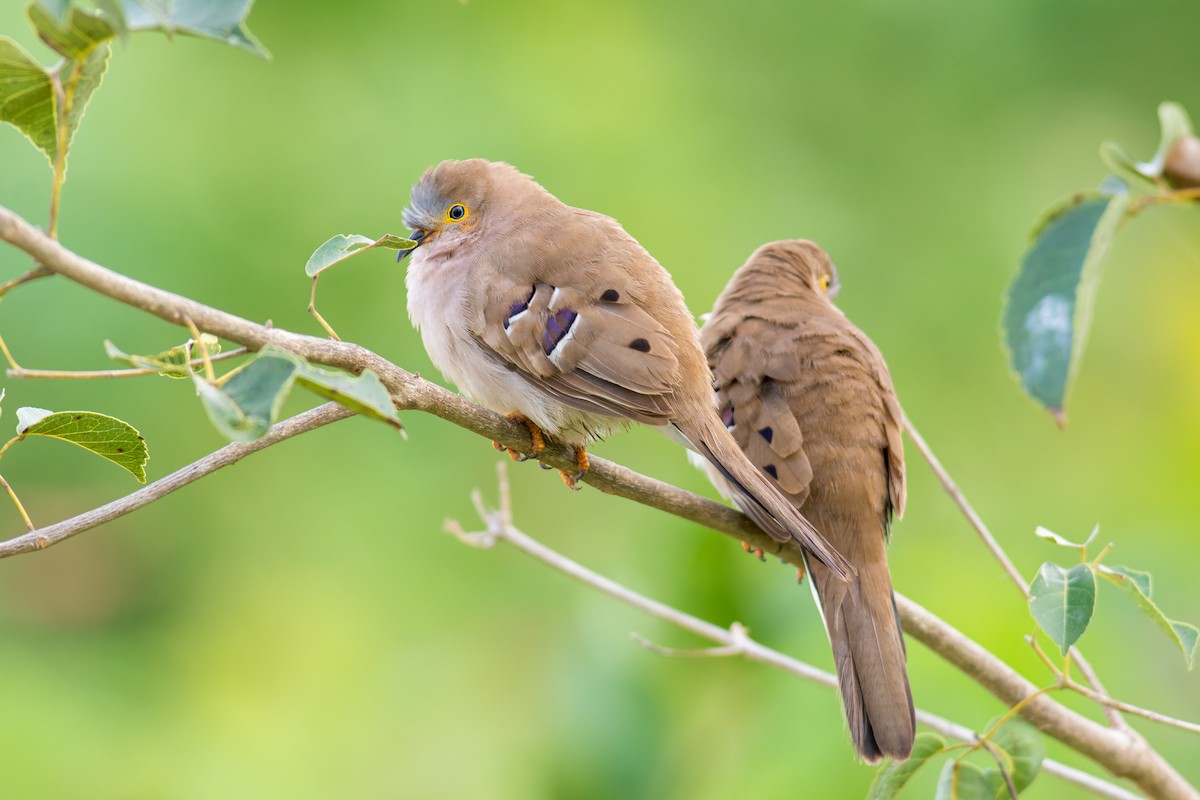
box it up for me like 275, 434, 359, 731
447, 463, 1142, 800
1, 205, 1195, 799
0, 403, 353, 558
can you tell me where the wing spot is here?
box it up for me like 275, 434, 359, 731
629, 337, 651, 353
600, 289, 620, 302
758, 426, 773, 444
763, 464, 778, 480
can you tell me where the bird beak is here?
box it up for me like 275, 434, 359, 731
397, 229, 430, 262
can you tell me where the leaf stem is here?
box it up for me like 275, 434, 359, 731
0, 332, 22, 370
978, 739, 1020, 800
307, 276, 342, 340
6, 347, 248, 380
1130, 185, 1200, 215
1089, 543, 1114, 568
184, 318, 216, 382
0, 473, 35, 531
0, 436, 22, 462
48, 71, 68, 240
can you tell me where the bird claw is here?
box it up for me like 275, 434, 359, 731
493, 412, 545, 462
558, 446, 590, 491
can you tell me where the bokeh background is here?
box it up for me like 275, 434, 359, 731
1, 1, 1198, 797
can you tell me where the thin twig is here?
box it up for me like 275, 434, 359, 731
0, 403, 353, 558
1029, 636, 1200, 735
444, 463, 1143, 800
1066, 681, 1200, 736
5, 348, 249, 380
902, 414, 1132, 732
0, 264, 52, 299
308, 276, 341, 341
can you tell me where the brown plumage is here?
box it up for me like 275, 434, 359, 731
699, 240, 914, 762
400, 160, 853, 579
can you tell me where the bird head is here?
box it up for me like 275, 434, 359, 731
745, 240, 841, 300
399, 159, 529, 261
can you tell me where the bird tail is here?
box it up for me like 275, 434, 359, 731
675, 418, 854, 580
811, 553, 914, 763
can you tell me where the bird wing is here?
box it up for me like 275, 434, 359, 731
468, 211, 682, 425
847, 324, 906, 522
704, 313, 815, 504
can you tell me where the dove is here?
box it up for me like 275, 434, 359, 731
399, 159, 852, 580
698, 240, 914, 762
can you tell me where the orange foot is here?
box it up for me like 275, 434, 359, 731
492, 413, 545, 462
559, 446, 589, 491
740, 540, 766, 560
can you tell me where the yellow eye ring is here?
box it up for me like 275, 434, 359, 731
448, 203, 468, 222
818, 273, 832, 291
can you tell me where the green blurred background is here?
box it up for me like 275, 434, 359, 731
2, 1, 1198, 797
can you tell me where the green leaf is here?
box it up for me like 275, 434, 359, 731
33, 0, 72, 25
1034, 524, 1098, 552
1102, 564, 1151, 596
867, 733, 947, 799
375, 233, 417, 250
193, 351, 297, 442
94, 0, 128, 37
1098, 141, 1158, 188
1098, 565, 1199, 669
6, 0, 264, 172
0, 37, 58, 161
0, 5, 113, 174
28, 2, 114, 58
935, 760, 995, 800
192, 347, 401, 441
1001, 190, 1131, 424
292, 359, 403, 431
1098, 102, 1194, 185
15, 406, 148, 482
221, 351, 297, 425
305, 234, 375, 277
105, 334, 222, 378
305, 233, 417, 277
191, 377, 253, 441
1029, 562, 1096, 656
1148, 101, 1194, 177
121, 0, 270, 59
982, 719, 1044, 796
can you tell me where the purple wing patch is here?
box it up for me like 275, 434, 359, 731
503, 286, 537, 330
541, 308, 578, 355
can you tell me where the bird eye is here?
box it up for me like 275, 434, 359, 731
819, 274, 832, 291
448, 204, 467, 221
